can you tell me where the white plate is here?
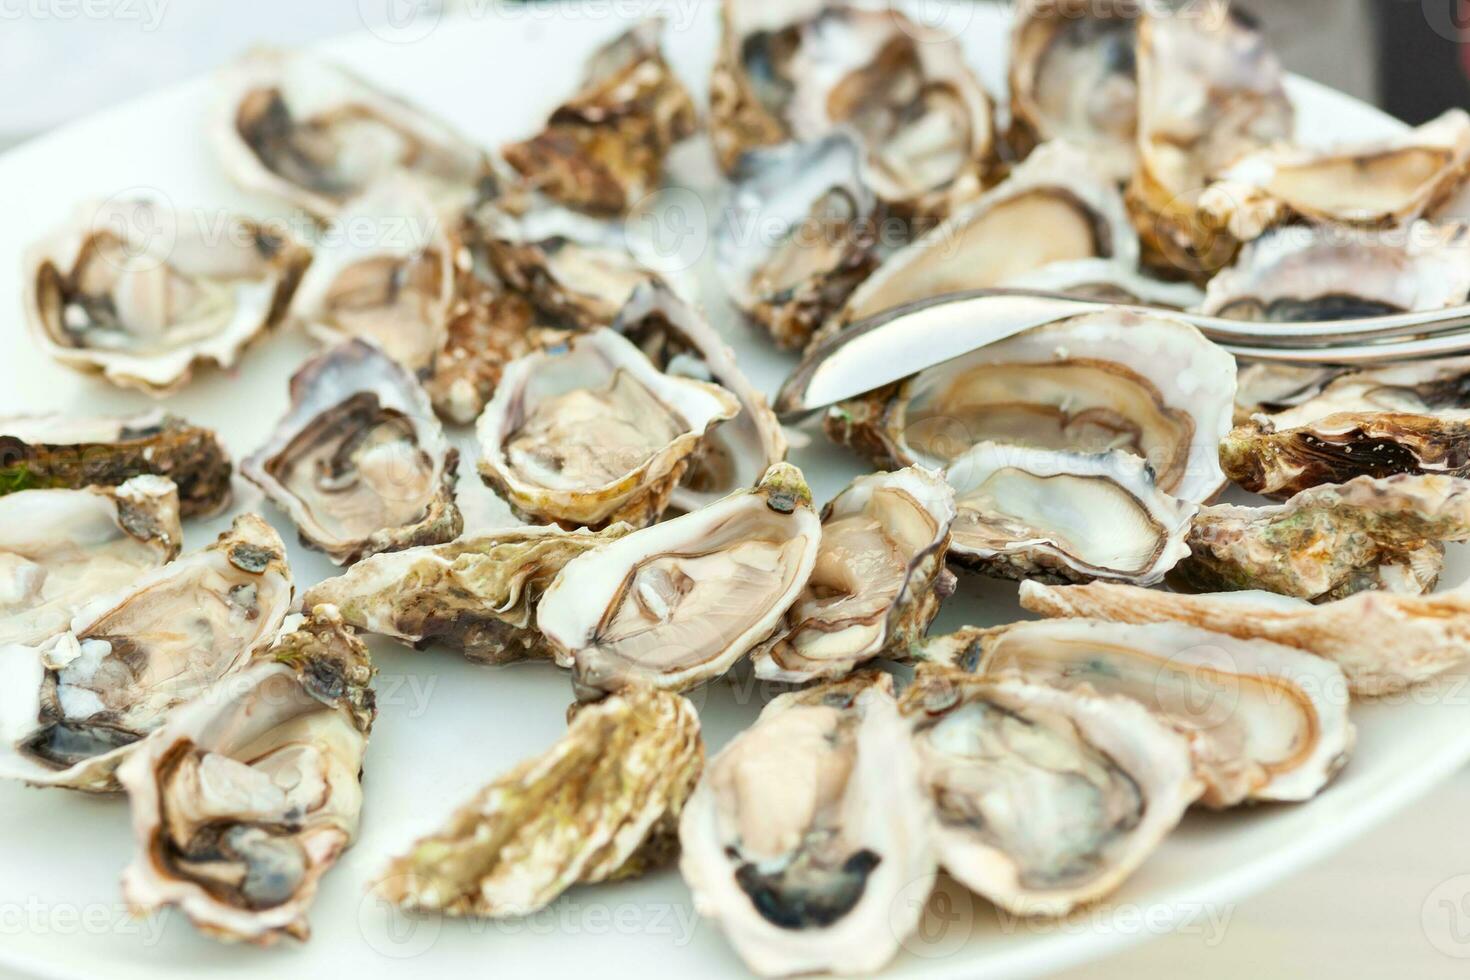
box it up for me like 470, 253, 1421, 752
0, 4, 1465, 979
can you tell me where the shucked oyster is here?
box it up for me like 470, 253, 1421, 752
680, 673, 933, 977
377, 686, 701, 917
753, 467, 956, 684
25, 199, 310, 395
901, 668, 1200, 917
477, 329, 739, 529
537, 463, 822, 696
0, 515, 293, 792
119, 606, 375, 944
0, 477, 181, 647
303, 524, 629, 665
244, 341, 462, 566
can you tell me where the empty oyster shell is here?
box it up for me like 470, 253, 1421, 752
25, 199, 310, 395
303, 524, 629, 665
503, 19, 697, 215
119, 605, 375, 944
0, 515, 293, 792
944, 443, 1196, 585
931, 619, 1353, 808
1019, 578, 1470, 695
537, 463, 822, 696
243, 341, 462, 566
679, 672, 934, 977
0, 411, 232, 517
900, 668, 1200, 917
377, 686, 701, 917
477, 329, 740, 529
213, 48, 489, 218
753, 467, 957, 684
0, 477, 181, 647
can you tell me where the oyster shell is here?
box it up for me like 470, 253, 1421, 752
1019, 578, 1470, 696
119, 605, 375, 944
1233, 362, 1349, 423
0, 515, 293, 792
679, 672, 933, 977
0, 477, 181, 647
477, 329, 740, 529
753, 467, 957, 684
243, 341, 462, 566
944, 443, 1196, 585
900, 668, 1200, 917
376, 686, 701, 917
25, 199, 310, 395
213, 48, 489, 218
0, 411, 232, 517
503, 19, 697, 215
423, 277, 552, 426
537, 463, 822, 696
302, 524, 629, 665
1003, 257, 1204, 310
931, 619, 1353, 808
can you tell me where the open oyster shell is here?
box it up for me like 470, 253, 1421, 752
930, 619, 1354, 808
680, 672, 934, 977
119, 605, 375, 944
753, 467, 956, 684
477, 328, 739, 529
901, 668, 1200, 917
303, 524, 629, 665
244, 340, 462, 566
1003, 256, 1204, 310
25, 199, 310, 395
0, 515, 293, 792
537, 463, 822, 696
377, 686, 702, 917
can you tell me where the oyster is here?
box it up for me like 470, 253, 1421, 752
944, 443, 1196, 585
1173, 474, 1470, 601
679, 672, 933, 977
0, 411, 232, 517
213, 47, 489, 218
1003, 257, 1204, 310
377, 686, 701, 917
303, 524, 629, 665
243, 341, 462, 566
0, 515, 293, 792
25, 199, 310, 395
901, 668, 1200, 917
537, 463, 822, 696
1233, 362, 1349, 423
932, 619, 1353, 808
1019, 578, 1470, 696
503, 20, 697, 215
477, 329, 739, 529
119, 606, 375, 944
423, 277, 552, 426
753, 467, 957, 684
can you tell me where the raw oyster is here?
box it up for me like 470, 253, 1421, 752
0, 411, 232, 517
900, 668, 1200, 917
0, 515, 293, 792
376, 686, 701, 917
243, 341, 462, 566
213, 47, 489, 218
717, 133, 880, 350
1019, 578, 1470, 695
537, 463, 822, 696
477, 329, 739, 529
679, 672, 933, 977
0, 477, 181, 647
303, 524, 629, 665
932, 619, 1353, 808
1172, 474, 1470, 601
944, 443, 1196, 585
503, 19, 697, 215
25, 199, 310, 395
753, 467, 957, 684
119, 606, 375, 944
825, 310, 1237, 504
